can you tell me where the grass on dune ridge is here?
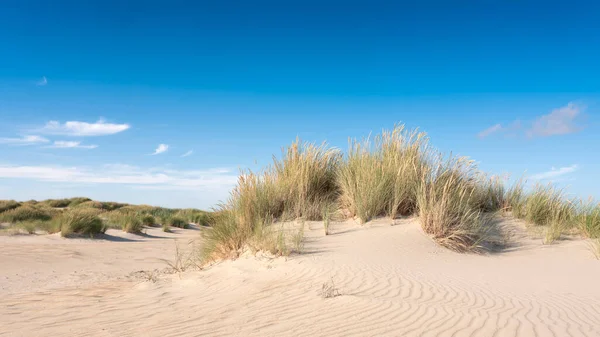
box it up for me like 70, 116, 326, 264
202, 124, 600, 262
0, 197, 211, 236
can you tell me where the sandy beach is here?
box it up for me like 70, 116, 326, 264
2, 218, 599, 337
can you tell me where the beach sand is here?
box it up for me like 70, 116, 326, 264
1, 219, 599, 337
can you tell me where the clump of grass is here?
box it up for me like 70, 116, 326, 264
75, 200, 127, 211
0, 200, 21, 213
274, 138, 341, 220
43, 199, 72, 208
320, 278, 341, 298
142, 214, 157, 226
523, 184, 575, 227
0, 205, 54, 223
67, 197, 92, 207
323, 205, 331, 235
13, 219, 61, 234
121, 215, 144, 233
504, 177, 526, 216
513, 184, 576, 243
417, 155, 491, 252
169, 216, 188, 229
577, 201, 600, 239
103, 210, 144, 233
17, 221, 38, 234
202, 139, 339, 262
162, 223, 171, 232
337, 125, 429, 222
470, 174, 506, 212
589, 239, 600, 259
59, 210, 106, 237
292, 222, 305, 253
174, 209, 210, 225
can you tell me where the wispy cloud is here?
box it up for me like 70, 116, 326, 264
477, 102, 586, 139
0, 163, 238, 190
529, 164, 579, 180
477, 124, 503, 139
181, 150, 193, 157
36, 76, 48, 86
47, 141, 98, 149
0, 135, 49, 146
528, 102, 584, 137
151, 144, 169, 155
39, 119, 130, 136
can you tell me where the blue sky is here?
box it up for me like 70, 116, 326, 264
0, 1, 598, 209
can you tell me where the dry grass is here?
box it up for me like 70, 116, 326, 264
202, 139, 336, 262
274, 138, 341, 220
337, 125, 429, 223
59, 210, 106, 237
320, 278, 341, 298
0, 200, 21, 213
417, 155, 492, 252
0, 205, 55, 223
507, 184, 577, 244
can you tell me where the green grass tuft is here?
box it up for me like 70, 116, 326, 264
59, 210, 106, 237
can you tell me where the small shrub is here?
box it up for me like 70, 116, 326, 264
59, 210, 106, 237
162, 223, 171, 232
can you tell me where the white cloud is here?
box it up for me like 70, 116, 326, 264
0, 135, 49, 145
529, 164, 579, 180
48, 141, 98, 149
477, 124, 503, 139
39, 119, 130, 136
152, 144, 169, 155
36, 76, 47, 86
181, 150, 193, 157
0, 164, 238, 190
528, 102, 584, 137
477, 102, 586, 139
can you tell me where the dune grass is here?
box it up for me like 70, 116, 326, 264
202, 139, 337, 262
205, 124, 600, 260
338, 125, 429, 223
59, 210, 106, 237
1, 198, 209, 238
578, 201, 600, 239
416, 156, 494, 252
0, 200, 21, 213
142, 214, 157, 226
0, 205, 55, 223
168, 216, 189, 229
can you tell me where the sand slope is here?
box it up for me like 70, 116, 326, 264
1, 219, 599, 337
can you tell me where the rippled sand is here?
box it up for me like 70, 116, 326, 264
1, 218, 599, 337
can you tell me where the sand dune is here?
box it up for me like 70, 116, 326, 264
1, 219, 599, 337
